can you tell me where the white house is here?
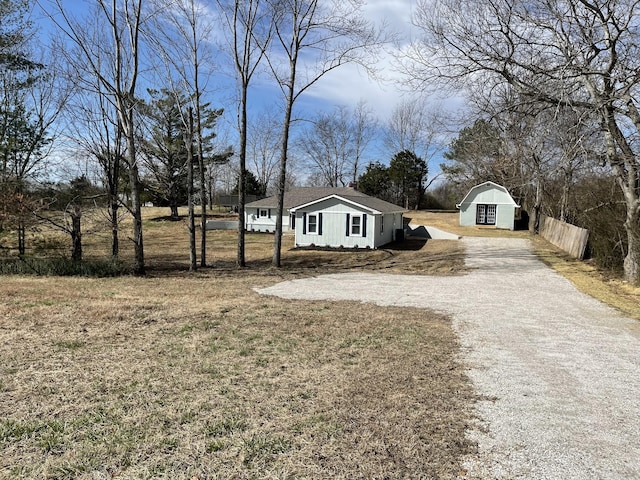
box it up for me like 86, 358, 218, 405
457, 181, 521, 230
291, 194, 405, 249
246, 187, 372, 233
245, 187, 405, 249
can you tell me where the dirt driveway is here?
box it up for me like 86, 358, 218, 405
257, 237, 640, 479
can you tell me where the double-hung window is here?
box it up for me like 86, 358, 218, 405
307, 214, 318, 234
302, 212, 322, 235
351, 215, 361, 236
346, 213, 367, 237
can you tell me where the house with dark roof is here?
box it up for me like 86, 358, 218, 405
245, 187, 405, 249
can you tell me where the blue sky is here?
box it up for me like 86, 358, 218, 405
33, 0, 464, 181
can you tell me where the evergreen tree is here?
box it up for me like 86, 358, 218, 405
232, 170, 266, 197
139, 89, 224, 219
0, 0, 49, 187
0, 0, 50, 255
139, 89, 190, 218
358, 161, 392, 202
388, 150, 428, 209
442, 119, 504, 191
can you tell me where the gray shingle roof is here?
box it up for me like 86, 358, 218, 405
247, 187, 404, 214
247, 187, 367, 209
333, 194, 406, 214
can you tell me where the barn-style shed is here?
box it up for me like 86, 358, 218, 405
457, 181, 521, 230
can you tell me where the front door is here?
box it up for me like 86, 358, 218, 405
476, 204, 496, 225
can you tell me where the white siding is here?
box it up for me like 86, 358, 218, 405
459, 204, 477, 227
460, 203, 516, 230
245, 207, 291, 232
467, 184, 514, 204
294, 197, 399, 249
458, 183, 518, 230
373, 212, 403, 247
459, 189, 516, 230
495, 205, 515, 229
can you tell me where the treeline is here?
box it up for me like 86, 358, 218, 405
0, 0, 385, 273
406, 0, 640, 283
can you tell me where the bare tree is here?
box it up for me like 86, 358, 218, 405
149, 0, 221, 268
266, 0, 385, 266
184, 107, 196, 271
247, 110, 281, 195
384, 98, 444, 186
408, 0, 640, 282
297, 103, 377, 187
65, 88, 126, 258
350, 100, 377, 184
46, 0, 147, 275
217, 0, 273, 267
296, 106, 353, 187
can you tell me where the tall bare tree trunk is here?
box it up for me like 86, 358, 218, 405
559, 168, 572, 223
614, 159, 640, 282
222, 0, 272, 267
198, 114, 207, 267
186, 107, 197, 271
604, 106, 640, 283
273, 82, 295, 267
110, 201, 119, 258
126, 127, 145, 275
237, 86, 247, 267
70, 205, 82, 263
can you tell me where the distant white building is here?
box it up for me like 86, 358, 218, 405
457, 181, 521, 230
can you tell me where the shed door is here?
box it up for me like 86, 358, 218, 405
476, 204, 496, 225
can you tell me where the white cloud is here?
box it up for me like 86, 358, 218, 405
298, 53, 410, 121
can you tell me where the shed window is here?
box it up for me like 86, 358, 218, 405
476, 204, 496, 225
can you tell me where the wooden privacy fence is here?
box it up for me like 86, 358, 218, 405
540, 215, 589, 259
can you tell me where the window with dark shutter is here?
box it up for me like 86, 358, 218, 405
302, 212, 307, 234
318, 213, 323, 235
347, 214, 365, 237
308, 214, 318, 234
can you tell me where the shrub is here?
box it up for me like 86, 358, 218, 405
0, 257, 129, 277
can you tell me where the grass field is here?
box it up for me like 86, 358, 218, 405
0, 208, 475, 479
2, 207, 639, 478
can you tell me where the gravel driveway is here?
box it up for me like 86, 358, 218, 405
257, 237, 640, 479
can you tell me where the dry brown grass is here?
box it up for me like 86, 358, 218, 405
532, 237, 640, 322
0, 208, 476, 479
4, 208, 636, 478
0, 275, 475, 479
406, 211, 531, 239
72, 207, 466, 277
